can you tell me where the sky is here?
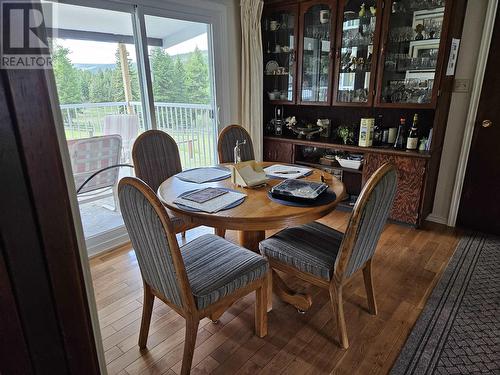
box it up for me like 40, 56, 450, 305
57, 33, 208, 65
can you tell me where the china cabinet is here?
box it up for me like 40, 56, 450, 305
297, 0, 337, 105
261, 0, 467, 225
376, 0, 449, 107
333, 0, 383, 106
263, 4, 299, 104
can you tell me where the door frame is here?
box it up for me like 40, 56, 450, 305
448, 0, 498, 227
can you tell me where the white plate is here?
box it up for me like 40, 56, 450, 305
265, 60, 279, 75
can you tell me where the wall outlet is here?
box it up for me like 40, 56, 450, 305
453, 79, 471, 93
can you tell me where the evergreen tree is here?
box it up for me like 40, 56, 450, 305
171, 56, 187, 103
89, 70, 114, 103
79, 69, 92, 103
185, 47, 210, 104
150, 47, 174, 102
52, 44, 82, 104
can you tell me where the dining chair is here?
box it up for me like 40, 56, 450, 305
118, 177, 269, 375
217, 124, 255, 163
216, 124, 255, 237
259, 163, 397, 349
132, 130, 196, 236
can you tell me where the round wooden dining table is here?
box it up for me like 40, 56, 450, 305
158, 161, 346, 311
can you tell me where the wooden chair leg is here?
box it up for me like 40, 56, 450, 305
181, 317, 200, 375
329, 283, 349, 349
362, 259, 378, 315
255, 274, 268, 338
138, 282, 155, 349
215, 228, 226, 238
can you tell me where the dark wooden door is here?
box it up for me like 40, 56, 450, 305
457, 9, 500, 235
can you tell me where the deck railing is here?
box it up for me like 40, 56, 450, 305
60, 101, 216, 169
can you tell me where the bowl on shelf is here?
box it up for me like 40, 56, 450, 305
335, 155, 363, 170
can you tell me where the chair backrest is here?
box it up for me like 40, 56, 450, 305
118, 177, 194, 310
335, 163, 398, 279
68, 135, 122, 194
217, 124, 255, 163
132, 130, 182, 192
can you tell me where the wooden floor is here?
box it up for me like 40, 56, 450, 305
89, 211, 460, 375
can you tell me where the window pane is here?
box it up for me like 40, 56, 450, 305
144, 15, 217, 169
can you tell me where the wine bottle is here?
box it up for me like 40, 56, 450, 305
373, 114, 383, 146
394, 117, 406, 149
406, 114, 419, 150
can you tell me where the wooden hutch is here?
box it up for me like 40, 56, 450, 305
262, 0, 467, 226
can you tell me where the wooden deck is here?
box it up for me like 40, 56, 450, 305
89, 211, 460, 374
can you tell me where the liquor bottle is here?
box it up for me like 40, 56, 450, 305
406, 114, 419, 151
394, 117, 406, 149
373, 114, 383, 146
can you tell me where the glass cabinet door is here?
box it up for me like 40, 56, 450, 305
378, 0, 447, 106
334, 0, 381, 106
299, 1, 336, 104
263, 5, 298, 104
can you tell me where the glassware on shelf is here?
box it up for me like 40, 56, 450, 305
379, 0, 445, 105
300, 3, 333, 103
335, 0, 379, 104
263, 7, 297, 102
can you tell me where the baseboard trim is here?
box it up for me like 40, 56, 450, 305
426, 214, 449, 225
85, 227, 130, 257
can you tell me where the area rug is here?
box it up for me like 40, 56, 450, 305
390, 233, 500, 375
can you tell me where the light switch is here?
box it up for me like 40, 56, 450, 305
453, 79, 471, 93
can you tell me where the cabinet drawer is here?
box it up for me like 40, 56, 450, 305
263, 139, 294, 164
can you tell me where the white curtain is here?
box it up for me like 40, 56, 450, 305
240, 0, 264, 161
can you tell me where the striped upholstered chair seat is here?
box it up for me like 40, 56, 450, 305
119, 177, 269, 374
259, 222, 343, 281
259, 164, 397, 349
182, 234, 268, 309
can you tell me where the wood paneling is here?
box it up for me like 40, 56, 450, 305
263, 138, 295, 163
91, 213, 460, 374
363, 153, 426, 225
0, 59, 100, 374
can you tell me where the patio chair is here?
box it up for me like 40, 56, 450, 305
118, 177, 269, 375
104, 114, 139, 163
259, 163, 397, 349
217, 124, 255, 163
132, 130, 198, 236
68, 135, 122, 211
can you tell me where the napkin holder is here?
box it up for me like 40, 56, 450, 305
229, 160, 269, 188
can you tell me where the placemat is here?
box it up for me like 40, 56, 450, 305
267, 189, 337, 207
175, 188, 245, 212
175, 167, 231, 183
266, 170, 313, 180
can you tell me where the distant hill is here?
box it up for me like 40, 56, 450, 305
73, 63, 118, 73
73, 50, 208, 74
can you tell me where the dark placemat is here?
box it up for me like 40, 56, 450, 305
175, 188, 245, 212
267, 189, 337, 207
175, 166, 231, 183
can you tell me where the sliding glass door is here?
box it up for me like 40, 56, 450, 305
144, 15, 217, 169
44, 0, 218, 255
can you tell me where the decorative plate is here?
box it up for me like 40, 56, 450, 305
265, 60, 279, 75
